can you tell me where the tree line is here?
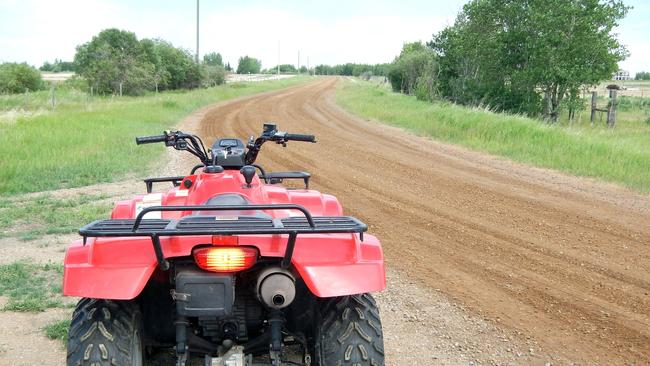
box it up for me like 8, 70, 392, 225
73, 28, 227, 95
636, 72, 650, 81
314, 63, 390, 77
262, 64, 308, 74
39, 59, 76, 73
388, 0, 630, 122
1, 29, 273, 95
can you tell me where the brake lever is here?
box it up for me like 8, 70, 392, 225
272, 131, 288, 146
162, 130, 176, 147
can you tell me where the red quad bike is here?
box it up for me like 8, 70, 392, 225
63, 124, 386, 366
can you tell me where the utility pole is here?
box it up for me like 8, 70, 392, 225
277, 41, 280, 75
195, 0, 200, 63
307, 57, 310, 76
297, 51, 300, 73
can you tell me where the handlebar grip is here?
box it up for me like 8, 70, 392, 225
284, 133, 316, 142
135, 135, 167, 145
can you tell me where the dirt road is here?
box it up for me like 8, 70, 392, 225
193, 77, 650, 364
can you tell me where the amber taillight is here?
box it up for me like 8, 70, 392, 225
193, 247, 258, 273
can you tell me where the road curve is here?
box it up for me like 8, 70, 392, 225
196, 77, 650, 364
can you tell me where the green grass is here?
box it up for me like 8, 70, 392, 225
0, 77, 309, 195
0, 261, 64, 311
0, 193, 112, 240
44, 319, 70, 344
336, 79, 650, 192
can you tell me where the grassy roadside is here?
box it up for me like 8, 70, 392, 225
44, 319, 70, 344
0, 193, 112, 240
0, 261, 65, 311
336, 79, 650, 192
0, 77, 309, 195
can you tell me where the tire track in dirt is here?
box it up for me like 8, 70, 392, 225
195, 77, 650, 364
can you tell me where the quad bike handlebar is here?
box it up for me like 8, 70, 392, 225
282, 133, 316, 142
135, 135, 167, 145
135, 130, 211, 165
135, 124, 315, 169
243, 123, 316, 165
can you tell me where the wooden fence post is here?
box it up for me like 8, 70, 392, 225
590, 91, 597, 125
50, 85, 56, 109
607, 90, 617, 127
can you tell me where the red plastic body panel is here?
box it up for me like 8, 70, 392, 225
63, 170, 385, 299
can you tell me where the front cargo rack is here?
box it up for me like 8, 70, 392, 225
79, 204, 367, 270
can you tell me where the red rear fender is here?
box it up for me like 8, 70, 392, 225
63, 233, 385, 300
63, 237, 157, 300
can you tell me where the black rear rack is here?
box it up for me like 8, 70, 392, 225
79, 204, 367, 270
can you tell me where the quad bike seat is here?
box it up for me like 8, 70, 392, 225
197, 194, 272, 219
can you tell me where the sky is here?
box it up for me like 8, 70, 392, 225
0, 0, 648, 74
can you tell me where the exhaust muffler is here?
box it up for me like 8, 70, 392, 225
256, 267, 295, 309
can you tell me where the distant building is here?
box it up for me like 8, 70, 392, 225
41, 72, 75, 82
613, 70, 631, 81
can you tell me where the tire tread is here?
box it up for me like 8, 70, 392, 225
317, 293, 384, 366
67, 298, 141, 366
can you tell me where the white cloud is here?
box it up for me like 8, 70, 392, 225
1, 0, 644, 75
0, 1, 449, 68
619, 41, 650, 75
200, 8, 448, 68
0, 0, 124, 64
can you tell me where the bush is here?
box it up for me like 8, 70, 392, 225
388, 42, 438, 100
61, 75, 89, 91
0, 63, 43, 94
202, 65, 226, 87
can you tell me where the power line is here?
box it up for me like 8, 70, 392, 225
196, 0, 200, 63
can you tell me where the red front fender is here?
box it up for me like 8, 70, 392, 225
63, 233, 385, 300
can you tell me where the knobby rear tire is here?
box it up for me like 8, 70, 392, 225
315, 293, 385, 366
67, 298, 143, 366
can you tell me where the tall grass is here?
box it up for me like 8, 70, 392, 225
0, 78, 308, 194
336, 79, 650, 192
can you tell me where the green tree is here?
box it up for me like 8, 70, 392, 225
0, 62, 42, 93
74, 28, 154, 95
203, 52, 223, 66
39, 61, 53, 72
430, 0, 629, 121
236, 56, 262, 74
